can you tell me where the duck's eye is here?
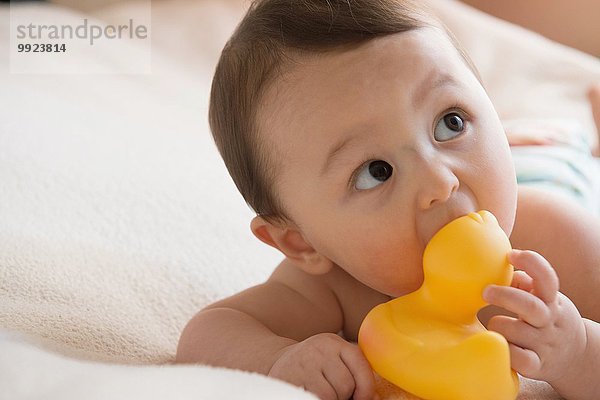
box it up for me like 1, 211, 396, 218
434, 112, 465, 142
354, 160, 393, 190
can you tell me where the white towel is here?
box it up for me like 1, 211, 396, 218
0, 332, 315, 400
0, 2, 283, 365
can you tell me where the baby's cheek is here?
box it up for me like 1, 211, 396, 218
483, 169, 518, 235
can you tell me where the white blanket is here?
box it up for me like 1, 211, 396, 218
0, 0, 283, 364
1, 0, 599, 399
0, 332, 313, 400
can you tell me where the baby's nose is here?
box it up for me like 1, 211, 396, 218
416, 161, 459, 210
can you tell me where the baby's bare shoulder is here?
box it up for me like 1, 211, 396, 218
511, 186, 600, 319
511, 186, 598, 252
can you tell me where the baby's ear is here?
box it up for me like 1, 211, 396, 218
250, 216, 333, 275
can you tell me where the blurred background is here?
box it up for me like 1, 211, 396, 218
33, 0, 600, 57
460, 0, 600, 57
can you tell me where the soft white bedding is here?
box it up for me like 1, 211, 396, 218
0, 332, 313, 400
1, 0, 599, 399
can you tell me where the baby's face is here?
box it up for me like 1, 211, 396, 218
258, 27, 518, 297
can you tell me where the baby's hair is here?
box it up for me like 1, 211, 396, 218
209, 0, 479, 227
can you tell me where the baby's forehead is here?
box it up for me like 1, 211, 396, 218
259, 27, 467, 121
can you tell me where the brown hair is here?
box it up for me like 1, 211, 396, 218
208, 0, 477, 227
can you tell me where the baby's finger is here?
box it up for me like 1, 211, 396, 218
483, 285, 550, 328
508, 250, 559, 303
322, 360, 355, 400
511, 270, 533, 292
340, 345, 376, 400
308, 374, 338, 400
487, 315, 540, 351
508, 343, 542, 380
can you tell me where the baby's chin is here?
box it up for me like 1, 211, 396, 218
493, 205, 517, 239
379, 277, 425, 299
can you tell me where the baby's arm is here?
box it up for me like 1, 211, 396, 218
484, 250, 600, 400
175, 257, 376, 400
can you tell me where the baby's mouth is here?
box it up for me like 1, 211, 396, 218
420, 205, 479, 246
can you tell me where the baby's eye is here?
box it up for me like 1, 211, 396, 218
434, 112, 465, 141
354, 160, 393, 190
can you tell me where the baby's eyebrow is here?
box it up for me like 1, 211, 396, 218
413, 71, 460, 108
320, 132, 366, 177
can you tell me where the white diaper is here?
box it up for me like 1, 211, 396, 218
506, 118, 600, 216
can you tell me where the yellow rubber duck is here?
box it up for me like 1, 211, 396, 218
358, 210, 519, 400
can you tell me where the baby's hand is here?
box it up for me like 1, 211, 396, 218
483, 250, 587, 389
505, 128, 558, 147
268, 333, 377, 400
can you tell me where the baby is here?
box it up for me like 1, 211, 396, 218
176, 1, 600, 399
